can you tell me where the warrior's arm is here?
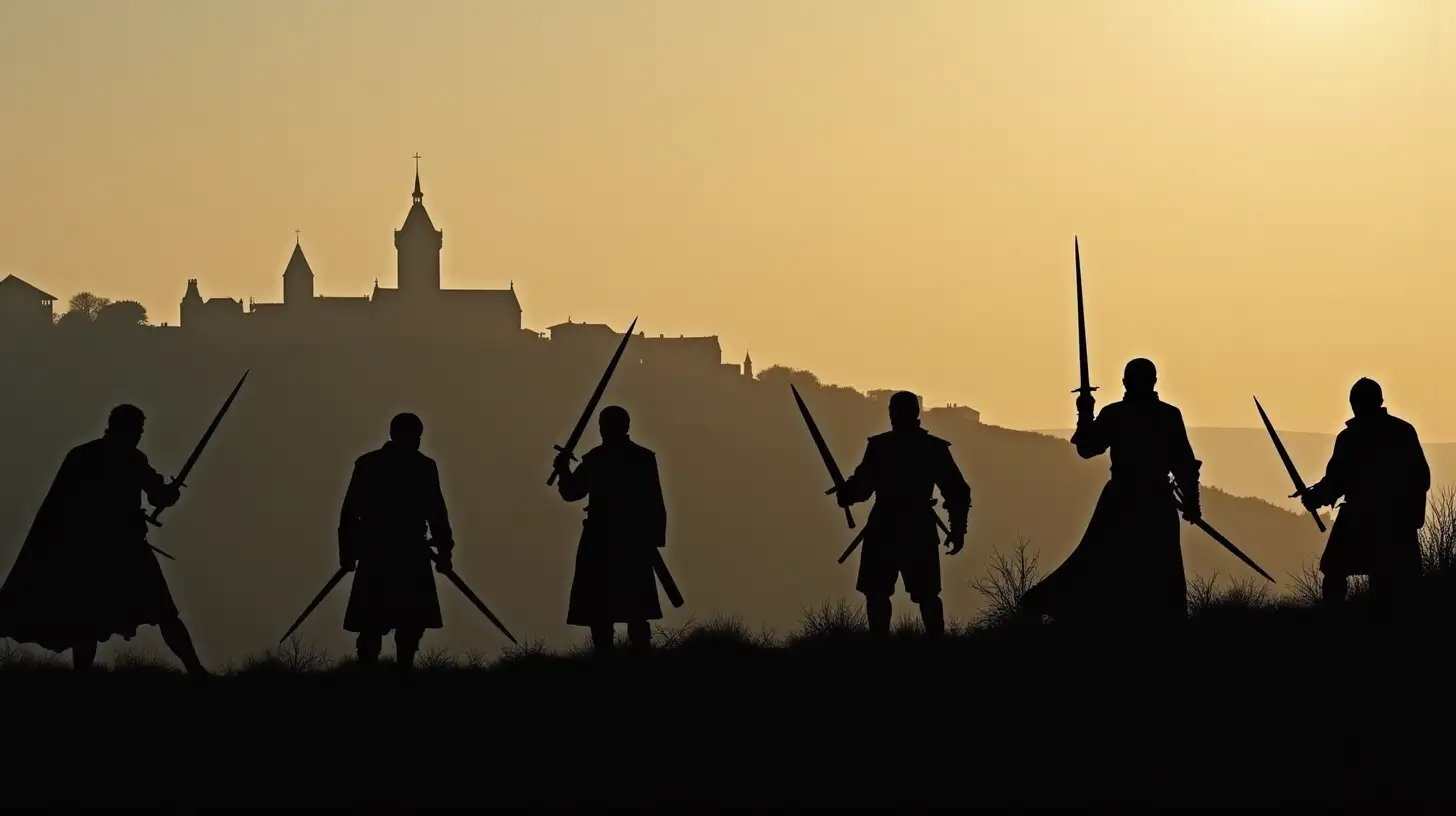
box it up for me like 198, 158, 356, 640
139, 454, 180, 509
338, 463, 365, 563
557, 456, 591, 503
837, 442, 878, 506
1072, 408, 1111, 459
646, 455, 668, 549
935, 447, 972, 537
1169, 409, 1203, 497
1305, 433, 1352, 508
426, 461, 454, 556
1409, 426, 1432, 495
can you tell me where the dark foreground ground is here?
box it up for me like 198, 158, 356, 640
2, 585, 1454, 808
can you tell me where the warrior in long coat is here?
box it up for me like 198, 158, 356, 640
554, 405, 668, 653
1021, 358, 1202, 629
0, 404, 209, 675
1295, 378, 1430, 619
338, 413, 454, 670
835, 391, 971, 638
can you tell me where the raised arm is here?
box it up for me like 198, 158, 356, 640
138, 452, 180, 511
836, 441, 878, 507
556, 454, 592, 503
1304, 432, 1353, 509
1071, 405, 1112, 460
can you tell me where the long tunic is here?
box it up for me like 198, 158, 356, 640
0, 437, 180, 653
1306, 408, 1430, 580
339, 442, 454, 635
1021, 392, 1200, 626
557, 437, 668, 626
837, 426, 971, 603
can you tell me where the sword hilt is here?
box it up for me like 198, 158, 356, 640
1071, 385, 1099, 395
546, 445, 579, 486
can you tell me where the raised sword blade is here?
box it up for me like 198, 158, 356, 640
149, 369, 250, 528
790, 384, 855, 530
548, 317, 638, 486
1253, 396, 1327, 534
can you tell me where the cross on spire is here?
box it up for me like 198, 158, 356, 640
411, 153, 424, 202
294, 228, 301, 245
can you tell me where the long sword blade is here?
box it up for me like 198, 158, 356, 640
651, 549, 685, 608
1254, 396, 1327, 533
1171, 484, 1276, 583
790, 384, 855, 529
547, 318, 638, 486
1072, 236, 1098, 398
440, 568, 518, 645
279, 568, 349, 644
148, 370, 249, 527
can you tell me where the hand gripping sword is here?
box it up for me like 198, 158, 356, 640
790, 384, 856, 530
148, 370, 250, 528
1253, 396, 1327, 533
1171, 479, 1276, 583
548, 318, 637, 486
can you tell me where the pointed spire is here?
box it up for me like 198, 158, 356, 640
412, 153, 423, 203
294, 228, 301, 246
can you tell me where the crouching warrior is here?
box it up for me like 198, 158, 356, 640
554, 406, 669, 654
0, 405, 209, 676
338, 412, 455, 670
835, 391, 971, 638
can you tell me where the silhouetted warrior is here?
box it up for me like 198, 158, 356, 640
338, 413, 454, 670
1021, 359, 1201, 629
554, 405, 668, 653
1295, 378, 1430, 618
0, 405, 209, 676
835, 391, 971, 638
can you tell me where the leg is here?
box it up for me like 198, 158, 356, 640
72, 640, 98, 673
159, 616, 209, 676
627, 620, 651, 652
917, 596, 946, 639
865, 595, 892, 637
356, 632, 383, 665
590, 623, 615, 654
395, 628, 423, 671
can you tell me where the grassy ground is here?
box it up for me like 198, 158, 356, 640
7, 497, 1456, 806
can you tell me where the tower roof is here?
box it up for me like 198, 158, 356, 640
399, 154, 437, 233
283, 238, 313, 279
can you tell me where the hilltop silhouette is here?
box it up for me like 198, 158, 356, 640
0, 328, 1327, 664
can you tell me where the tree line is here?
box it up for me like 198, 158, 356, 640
53, 293, 150, 330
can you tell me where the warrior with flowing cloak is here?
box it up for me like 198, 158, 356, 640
338, 412, 455, 670
553, 405, 668, 653
1021, 358, 1202, 629
835, 391, 971, 638
0, 405, 209, 676
1294, 378, 1430, 619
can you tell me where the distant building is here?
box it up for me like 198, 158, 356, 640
181, 159, 522, 337
925, 403, 981, 426
546, 319, 727, 370
0, 275, 58, 329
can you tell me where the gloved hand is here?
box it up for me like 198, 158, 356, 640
552, 451, 574, 478
1181, 500, 1202, 524
434, 549, 453, 574
340, 555, 358, 573
1075, 394, 1096, 422
1291, 488, 1320, 513
944, 532, 966, 556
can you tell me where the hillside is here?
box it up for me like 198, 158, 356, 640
0, 330, 1327, 665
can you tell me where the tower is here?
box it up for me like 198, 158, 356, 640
743, 350, 753, 379
181, 279, 204, 328
393, 154, 442, 298
283, 231, 314, 307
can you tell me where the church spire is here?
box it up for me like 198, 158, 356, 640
412, 153, 423, 203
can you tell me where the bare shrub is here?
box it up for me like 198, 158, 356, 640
970, 537, 1040, 628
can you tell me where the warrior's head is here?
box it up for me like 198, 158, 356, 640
390, 412, 424, 451
1350, 378, 1384, 418
889, 391, 921, 430
599, 405, 631, 441
105, 404, 146, 449
1123, 358, 1157, 395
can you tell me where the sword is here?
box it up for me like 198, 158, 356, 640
148, 370, 250, 528
548, 318, 638, 486
837, 500, 952, 564
1172, 480, 1276, 583
651, 549, 685, 608
278, 567, 350, 644
1071, 236, 1098, 401
790, 384, 856, 529
1253, 396, 1327, 533
434, 556, 519, 645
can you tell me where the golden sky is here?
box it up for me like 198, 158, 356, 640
2, 1, 1453, 438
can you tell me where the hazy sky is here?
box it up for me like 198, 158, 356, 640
3, 1, 1454, 438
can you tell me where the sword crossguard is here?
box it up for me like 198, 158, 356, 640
1071, 386, 1099, 394
551, 445, 579, 464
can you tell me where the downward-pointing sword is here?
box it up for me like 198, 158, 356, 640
1171, 479, 1277, 583
548, 318, 638, 486
790, 384, 856, 530
1253, 396, 1327, 533
148, 370, 250, 528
